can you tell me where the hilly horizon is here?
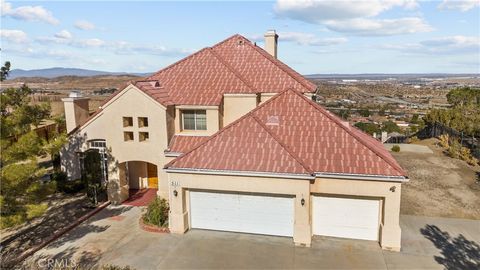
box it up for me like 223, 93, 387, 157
6, 67, 479, 80
7, 67, 153, 79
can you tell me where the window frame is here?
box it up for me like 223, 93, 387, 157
123, 131, 134, 141
181, 110, 207, 131
139, 131, 149, 142
138, 117, 148, 128
123, 117, 133, 127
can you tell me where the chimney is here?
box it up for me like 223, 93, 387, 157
264, 30, 278, 58
61, 91, 90, 133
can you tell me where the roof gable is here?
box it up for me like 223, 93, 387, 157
166, 89, 406, 178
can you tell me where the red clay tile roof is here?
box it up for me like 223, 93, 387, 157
166, 135, 209, 154
142, 34, 316, 106
165, 89, 406, 178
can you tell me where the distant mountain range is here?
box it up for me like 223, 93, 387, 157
7, 67, 152, 79
6, 67, 478, 80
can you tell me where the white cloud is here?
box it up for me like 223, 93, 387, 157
248, 32, 347, 46
0, 29, 28, 43
1, 0, 59, 25
273, 0, 431, 36
325, 17, 433, 36
382, 35, 480, 55
438, 0, 479, 12
111, 41, 194, 56
76, 38, 105, 47
54, 30, 73, 40
74, 20, 96, 30
275, 0, 418, 22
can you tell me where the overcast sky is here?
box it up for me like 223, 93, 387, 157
1, 0, 479, 74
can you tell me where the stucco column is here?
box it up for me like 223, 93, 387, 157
380, 184, 402, 251
168, 176, 188, 234
294, 192, 311, 247
107, 162, 129, 205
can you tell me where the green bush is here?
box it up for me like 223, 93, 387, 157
143, 197, 169, 227
391, 145, 401, 152
0, 213, 25, 229
26, 203, 48, 219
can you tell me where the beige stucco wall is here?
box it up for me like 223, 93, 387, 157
259, 93, 277, 104
174, 105, 219, 136
167, 172, 311, 246
61, 85, 172, 201
166, 171, 403, 250
126, 161, 148, 189
310, 177, 402, 251
223, 94, 258, 126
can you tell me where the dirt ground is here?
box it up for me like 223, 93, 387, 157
0, 193, 93, 266
393, 138, 480, 219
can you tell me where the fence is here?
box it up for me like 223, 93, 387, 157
417, 121, 480, 158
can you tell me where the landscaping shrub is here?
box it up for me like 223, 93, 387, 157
0, 213, 25, 229
143, 197, 169, 227
391, 145, 401, 152
439, 134, 450, 148
26, 203, 48, 219
26, 181, 57, 202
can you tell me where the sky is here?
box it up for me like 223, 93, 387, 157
1, 0, 479, 74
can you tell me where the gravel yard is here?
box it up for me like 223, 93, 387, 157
393, 139, 480, 219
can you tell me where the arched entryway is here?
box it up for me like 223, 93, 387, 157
119, 161, 159, 206
122, 161, 158, 190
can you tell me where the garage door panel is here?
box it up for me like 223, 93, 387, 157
313, 196, 380, 241
190, 191, 294, 237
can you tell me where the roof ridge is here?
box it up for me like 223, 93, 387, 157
243, 40, 316, 92
165, 88, 293, 169
251, 114, 314, 174
288, 89, 406, 175
207, 48, 256, 91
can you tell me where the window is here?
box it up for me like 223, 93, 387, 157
139, 132, 149, 142
87, 139, 108, 183
138, 117, 149, 128
123, 131, 134, 141
182, 110, 207, 130
123, 117, 133, 127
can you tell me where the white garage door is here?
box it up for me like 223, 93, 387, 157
189, 191, 294, 237
312, 196, 380, 241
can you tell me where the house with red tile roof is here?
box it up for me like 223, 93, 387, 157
61, 31, 407, 251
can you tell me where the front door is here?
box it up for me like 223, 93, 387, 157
147, 163, 158, 189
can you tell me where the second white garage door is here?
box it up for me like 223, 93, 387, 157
312, 196, 380, 241
189, 191, 294, 237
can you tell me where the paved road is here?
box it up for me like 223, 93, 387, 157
23, 205, 480, 269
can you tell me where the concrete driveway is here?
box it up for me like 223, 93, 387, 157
23, 205, 480, 269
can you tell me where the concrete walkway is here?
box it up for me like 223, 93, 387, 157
23, 206, 480, 269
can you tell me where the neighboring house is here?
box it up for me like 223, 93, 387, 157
61, 31, 407, 251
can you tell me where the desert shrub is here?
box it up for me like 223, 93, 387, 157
447, 140, 462, 159
0, 213, 25, 229
459, 146, 479, 166
439, 134, 450, 148
26, 203, 48, 219
143, 197, 169, 227
391, 145, 401, 152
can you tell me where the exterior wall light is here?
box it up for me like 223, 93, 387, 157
173, 190, 178, 197
390, 186, 396, 192
301, 198, 305, 206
